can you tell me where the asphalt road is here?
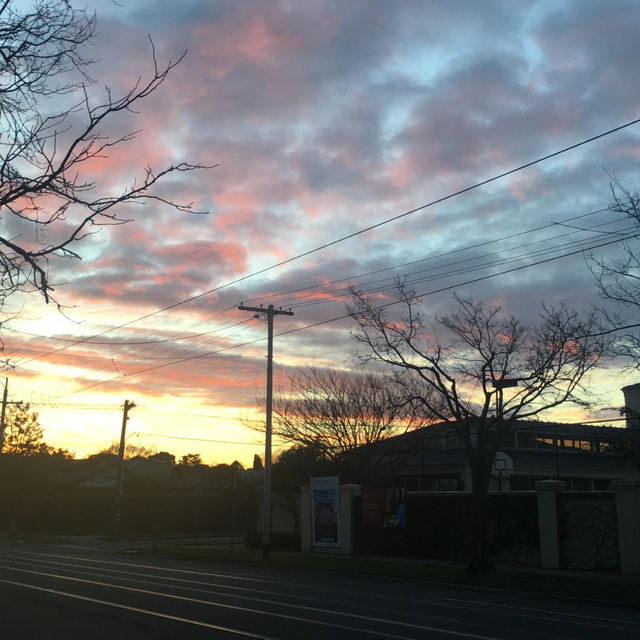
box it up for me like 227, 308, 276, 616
1, 543, 639, 639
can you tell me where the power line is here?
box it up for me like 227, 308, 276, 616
238, 207, 614, 310
18, 209, 634, 401
6, 205, 624, 359
12, 115, 640, 369
58, 222, 639, 395
129, 432, 269, 447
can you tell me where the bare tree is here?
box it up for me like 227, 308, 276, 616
588, 180, 640, 369
0, 0, 210, 309
272, 366, 426, 471
349, 282, 606, 573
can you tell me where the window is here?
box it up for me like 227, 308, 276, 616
596, 440, 612, 453
423, 474, 461, 491
535, 436, 556, 449
437, 475, 460, 491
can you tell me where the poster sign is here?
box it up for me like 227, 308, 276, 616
384, 488, 406, 528
310, 476, 340, 546
362, 488, 407, 528
362, 488, 387, 527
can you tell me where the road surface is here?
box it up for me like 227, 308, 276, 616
1, 543, 639, 639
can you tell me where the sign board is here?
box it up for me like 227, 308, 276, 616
362, 488, 407, 529
310, 476, 340, 547
362, 488, 387, 527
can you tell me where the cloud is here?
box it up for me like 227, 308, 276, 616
6, 0, 640, 459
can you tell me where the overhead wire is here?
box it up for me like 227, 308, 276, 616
238, 207, 614, 309
55, 313, 264, 398
57, 220, 640, 391
241, 212, 637, 311
7, 206, 622, 351
9, 205, 637, 390
10, 115, 640, 370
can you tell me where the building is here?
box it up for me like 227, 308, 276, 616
380, 389, 640, 492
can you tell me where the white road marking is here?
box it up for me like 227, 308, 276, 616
436, 596, 640, 628
8, 550, 274, 584
0, 564, 501, 640
0, 578, 276, 639
6, 551, 637, 632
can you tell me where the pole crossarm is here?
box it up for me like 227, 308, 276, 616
238, 304, 294, 318
238, 303, 294, 558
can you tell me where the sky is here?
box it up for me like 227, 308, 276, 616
2, 0, 640, 466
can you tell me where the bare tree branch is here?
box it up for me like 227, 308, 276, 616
348, 280, 606, 572
0, 1, 213, 308
588, 179, 640, 370
268, 366, 428, 467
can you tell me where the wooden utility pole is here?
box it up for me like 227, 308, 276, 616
238, 303, 293, 559
0, 378, 7, 454
113, 399, 135, 539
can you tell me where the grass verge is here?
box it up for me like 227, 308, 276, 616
0, 530, 74, 544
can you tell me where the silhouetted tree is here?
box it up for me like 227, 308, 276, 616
96, 441, 157, 460
179, 453, 203, 467
1, 401, 49, 455
272, 444, 332, 535
147, 451, 176, 466
252, 454, 263, 471
349, 283, 606, 573
273, 444, 330, 490
0, 0, 209, 310
270, 366, 425, 470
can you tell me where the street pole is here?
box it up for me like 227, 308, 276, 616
491, 377, 519, 491
554, 422, 560, 481
0, 378, 7, 455
238, 303, 293, 559
113, 399, 135, 539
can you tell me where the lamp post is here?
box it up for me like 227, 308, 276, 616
490, 377, 520, 491
491, 377, 520, 418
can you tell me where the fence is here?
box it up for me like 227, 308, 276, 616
301, 481, 640, 575
0, 488, 257, 537
536, 479, 640, 575
355, 491, 539, 566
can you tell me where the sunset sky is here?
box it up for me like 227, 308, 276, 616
3, 0, 640, 466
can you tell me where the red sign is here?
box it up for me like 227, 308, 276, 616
361, 488, 387, 528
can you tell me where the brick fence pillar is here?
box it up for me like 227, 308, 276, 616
535, 480, 566, 569
338, 484, 361, 555
612, 479, 640, 575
